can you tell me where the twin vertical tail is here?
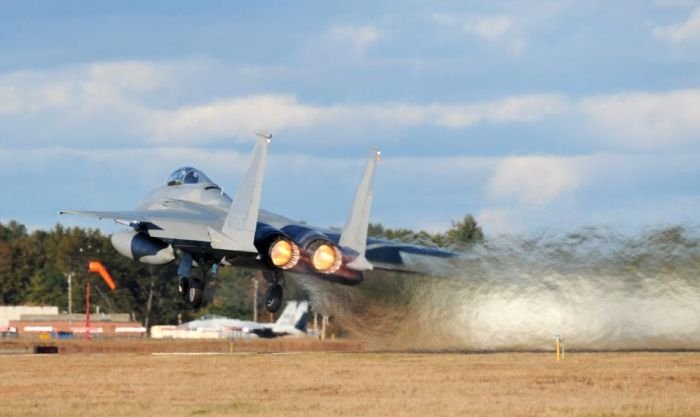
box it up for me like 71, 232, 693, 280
209, 130, 272, 253
209, 129, 380, 275
339, 148, 381, 271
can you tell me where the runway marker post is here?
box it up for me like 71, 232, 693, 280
555, 335, 562, 362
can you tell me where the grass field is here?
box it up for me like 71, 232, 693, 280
1, 345, 699, 417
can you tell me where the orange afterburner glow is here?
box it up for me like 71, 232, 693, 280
310, 242, 342, 274
269, 238, 300, 270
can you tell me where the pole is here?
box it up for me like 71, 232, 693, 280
67, 272, 73, 324
555, 335, 561, 362
561, 338, 565, 360
85, 281, 91, 340
253, 278, 258, 322
144, 274, 154, 330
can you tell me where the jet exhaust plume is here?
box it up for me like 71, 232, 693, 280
297, 225, 700, 351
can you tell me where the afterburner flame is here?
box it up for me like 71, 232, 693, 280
269, 238, 300, 270
310, 242, 342, 274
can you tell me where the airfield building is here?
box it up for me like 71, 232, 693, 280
1, 306, 145, 338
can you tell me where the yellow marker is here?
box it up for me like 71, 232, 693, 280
555, 335, 561, 362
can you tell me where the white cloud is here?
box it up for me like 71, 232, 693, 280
432, 13, 459, 27
477, 151, 700, 233
435, 13, 526, 53
86, 60, 171, 94
653, 5, 700, 43
0, 60, 182, 115
329, 25, 380, 53
579, 89, 700, 149
434, 95, 567, 127
149, 95, 325, 142
4, 60, 700, 153
0, 59, 210, 145
0, 146, 252, 180
228, 96, 564, 133
487, 156, 581, 206
464, 15, 513, 40
0, 86, 21, 114
476, 207, 517, 235
0, 60, 568, 145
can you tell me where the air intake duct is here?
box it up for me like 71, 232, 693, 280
111, 230, 175, 265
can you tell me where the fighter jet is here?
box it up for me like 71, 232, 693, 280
60, 131, 454, 311
180, 300, 309, 338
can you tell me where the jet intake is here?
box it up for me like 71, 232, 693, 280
254, 224, 300, 270
111, 230, 175, 265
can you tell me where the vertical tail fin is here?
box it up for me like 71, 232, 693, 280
275, 300, 309, 332
339, 148, 380, 271
209, 130, 271, 252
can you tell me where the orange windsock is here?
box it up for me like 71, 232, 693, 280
88, 261, 117, 291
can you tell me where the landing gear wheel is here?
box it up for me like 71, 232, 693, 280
265, 284, 283, 313
187, 278, 204, 308
178, 276, 189, 301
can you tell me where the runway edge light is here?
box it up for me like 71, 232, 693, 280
555, 335, 564, 362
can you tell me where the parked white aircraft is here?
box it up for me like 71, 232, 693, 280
180, 300, 309, 338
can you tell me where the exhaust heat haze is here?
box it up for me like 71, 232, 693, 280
298, 226, 700, 351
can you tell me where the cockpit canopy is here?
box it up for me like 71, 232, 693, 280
166, 167, 215, 186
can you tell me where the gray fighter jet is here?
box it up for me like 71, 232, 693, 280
61, 131, 454, 311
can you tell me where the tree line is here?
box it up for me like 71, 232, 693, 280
0, 215, 483, 326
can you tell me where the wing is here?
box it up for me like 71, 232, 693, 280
60, 132, 272, 250
58, 208, 216, 223
365, 239, 458, 275
59, 206, 220, 242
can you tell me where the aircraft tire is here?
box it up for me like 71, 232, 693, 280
187, 278, 204, 308
265, 284, 283, 313
178, 276, 189, 300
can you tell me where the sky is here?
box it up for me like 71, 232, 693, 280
1, 0, 699, 236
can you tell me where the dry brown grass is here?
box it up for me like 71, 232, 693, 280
1, 345, 699, 417
0, 337, 362, 354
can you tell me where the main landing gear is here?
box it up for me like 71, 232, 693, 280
183, 276, 205, 308
262, 270, 284, 313
177, 253, 218, 309
176, 252, 286, 313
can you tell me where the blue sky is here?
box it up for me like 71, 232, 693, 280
1, 0, 699, 236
